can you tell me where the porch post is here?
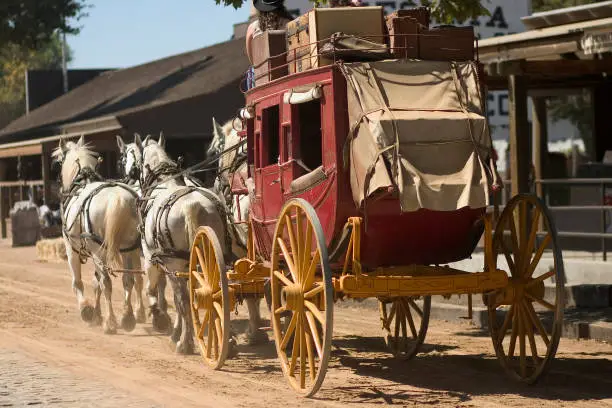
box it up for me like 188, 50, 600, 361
532, 97, 548, 200
508, 75, 530, 197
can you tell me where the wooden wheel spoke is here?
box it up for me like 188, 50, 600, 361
407, 299, 423, 318
508, 214, 521, 268
522, 208, 541, 274
497, 305, 514, 345
302, 222, 313, 273
305, 311, 323, 359
303, 248, 320, 290
300, 315, 306, 389
385, 302, 397, 329
277, 238, 298, 282
525, 292, 555, 311
289, 317, 301, 376
304, 315, 316, 381
521, 302, 539, 363
275, 305, 287, 315
274, 270, 293, 287
284, 215, 299, 280
527, 269, 555, 287
508, 312, 519, 358
215, 316, 223, 359
304, 300, 324, 324
518, 303, 527, 377
191, 269, 207, 288
498, 238, 517, 274
296, 208, 304, 283
401, 299, 418, 338
304, 284, 323, 299
527, 234, 552, 277
280, 313, 298, 350
206, 318, 213, 359
394, 303, 402, 343
198, 310, 210, 339
524, 301, 550, 346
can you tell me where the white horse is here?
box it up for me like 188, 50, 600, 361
116, 134, 203, 329
210, 118, 267, 345
54, 136, 145, 334
135, 134, 227, 354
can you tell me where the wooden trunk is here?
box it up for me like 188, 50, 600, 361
419, 26, 475, 61
286, 6, 386, 73
386, 16, 420, 58
252, 30, 288, 85
387, 7, 430, 27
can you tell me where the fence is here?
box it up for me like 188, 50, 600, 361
499, 178, 612, 261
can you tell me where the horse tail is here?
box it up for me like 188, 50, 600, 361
182, 200, 204, 248
102, 192, 130, 271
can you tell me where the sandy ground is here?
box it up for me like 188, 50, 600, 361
1, 241, 611, 408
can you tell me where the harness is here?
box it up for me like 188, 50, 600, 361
60, 162, 140, 265
138, 157, 232, 266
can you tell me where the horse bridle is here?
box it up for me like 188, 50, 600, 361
119, 146, 141, 185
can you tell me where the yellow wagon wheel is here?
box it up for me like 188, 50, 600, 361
487, 194, 564, 383
380, 296, 431, 360
189, 226, 231, 370
270, 199, 333, 397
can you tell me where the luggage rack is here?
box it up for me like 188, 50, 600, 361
243, 31, 481, 92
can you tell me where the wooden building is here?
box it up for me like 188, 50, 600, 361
0, 39, 249, 236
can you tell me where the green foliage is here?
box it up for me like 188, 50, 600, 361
548, 91, 594, 157
0, 34, 72, 128
0, 0, 88, 48
214, 0, 490, 22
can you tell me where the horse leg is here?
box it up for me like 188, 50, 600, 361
172, 275, 194, 355
120, 254, 136, 332
91, 269, 103, 326
157, 273, 169, 314
170, 283, 182, 344
246, 298, 268, 345
132, 252, 147, 323
100, 269, 118, 334
145, 259, 171, 333
65, 241, 94, 322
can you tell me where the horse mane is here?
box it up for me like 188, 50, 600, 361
55, 140, 100, 189
142, 139, 177, 168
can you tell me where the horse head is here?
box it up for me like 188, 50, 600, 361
136, 132, 177, 188
52, 135, 100, 191
117, 134, 143, 184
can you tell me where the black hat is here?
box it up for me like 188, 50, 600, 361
253, 0, 284, 12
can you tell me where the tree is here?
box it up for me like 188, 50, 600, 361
0, 34, 72, 128
0, 0, 88, 48
214, 0, 490, 24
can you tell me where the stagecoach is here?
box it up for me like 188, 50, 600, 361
187, 13, 565, 397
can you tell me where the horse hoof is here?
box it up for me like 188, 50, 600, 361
246, 329, 269, 346
152, 312, 171, 333
175, 340, 193, 355
90, 311, 103, 327
80, 305, 95, 322
104, 319, 118, 335
136, 308, 147, 324
228, 336, 238, 359
121, 313, 137, 332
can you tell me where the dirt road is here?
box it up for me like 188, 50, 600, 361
1, 242, 611, 408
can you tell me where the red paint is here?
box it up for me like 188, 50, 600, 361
245, 65, 485, 269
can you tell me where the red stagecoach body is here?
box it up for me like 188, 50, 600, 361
244, 64, 487, 269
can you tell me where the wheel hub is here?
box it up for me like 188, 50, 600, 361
282, 284, 304, 312
195, 284, 214, 310
487, 277, 546, 307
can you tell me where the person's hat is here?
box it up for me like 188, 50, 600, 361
253, 0, 284, 12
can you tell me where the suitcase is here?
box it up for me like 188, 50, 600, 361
386, 16, 420, 58
419, 25, 475, 61
286, 6, 386, 73
252, 30, 288, 85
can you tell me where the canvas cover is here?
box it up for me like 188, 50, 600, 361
340, 59, 493, 212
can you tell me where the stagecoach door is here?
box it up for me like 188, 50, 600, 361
253, 98, 288, 224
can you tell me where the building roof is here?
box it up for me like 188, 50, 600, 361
0, 38, 249, 143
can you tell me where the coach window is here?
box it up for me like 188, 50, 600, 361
262, 105, 280, 166
297, 100, 322, 171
